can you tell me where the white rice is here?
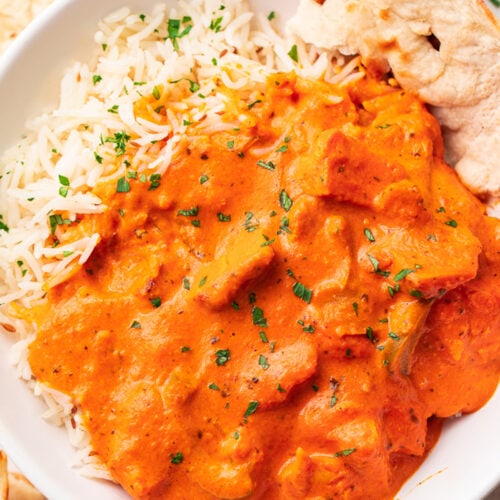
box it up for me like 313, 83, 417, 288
0, 0, 360, 480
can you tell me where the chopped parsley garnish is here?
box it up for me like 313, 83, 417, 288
252, 305, 268, 327
58, 175, 70, 198
209, 16, 224, 32
208, 383, 220, 391
200, 174, 209, 184
107, 105, 119, 114
409, 289, 423, 298
445, 219, 458, 227
394, 268, 415, 282
0, 215, 10, 233
279, 189, 293, 212
48, 214, 72, 235
364, 228, 375, 242
388, 331, 400, 341
258, 354, 270, 370
92, 74, 102, 85
292, 281, 312, 304
367, 254, 390, 277
105, 131, 130, 156
215, 349, 231, 366
334, 448, 356, 457
177, 206, 199, 217
149, 173, 161, 190
288, 44, 299, 62
170, 452, 184, 464
268, 11, 276, 21
256, 160, 276, 171
243, 401, 259, 421
277, 384, 286, 393
248, 99, 262, 110
166, 17, 193, 51
365, 326, 375, 343
116, 177, 131, 193
152, 86, 161, 100
217, 212, 231, 222
149, 297, 162, 308
259, 331, 269, 343
352, 302, 359, 316
130, 320, 142, 329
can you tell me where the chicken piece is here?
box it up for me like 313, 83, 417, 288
190, 228, 275, 309
288, 0, 500, 197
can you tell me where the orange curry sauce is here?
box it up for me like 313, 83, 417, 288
28, 73, 500, 498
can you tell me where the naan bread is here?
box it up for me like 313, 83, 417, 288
288, 0, 500, 197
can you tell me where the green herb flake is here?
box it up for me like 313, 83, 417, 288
94, 152, 103, 164
367, 254, 390, 277
209, 16, 224, 32
258, 354, 270, 371
181, 346, 191, 352
330, 395, 338, 408
166, 17, 193, 51
364, 228, 375, 242
292, 281, 312, 304
352, 302, 359, 316
276, 145, 288, 153
231, 301, 240, 311
334, 448, 356, 458
152, 86, 161, 100
243, 401, 259, 421
394, 268, 415, 282
107, 105, 119, 114
365, 326, 375, 343
208, 383, 220, 391
149, 173, 161, 190
170, 452, 183, 464
92, 74, 102, 85
217, 212, 231, 222
387, 284, 400, 297
215, 348, 231, 366
445, 219, 458, 228
279, 189, 293, 212
199, 275, 208, 287
388, 331, 400, 341
248, 99, 262, 110
177, 206, 199, 217
150, 297, 162, 308
409, 289, 423, 299
268, 11, 276, 21
105, 131, 130, 156
277, 383, 286, 393
252, 305, 268, 327
200, 174, 209, 184
259, 331, 269, 343
116, 177, 131, 193
130, 320, 142, 329
288, 44, 299, 62
256, 160, 276, 171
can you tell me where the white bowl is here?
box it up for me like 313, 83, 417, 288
0, 1, 498, 499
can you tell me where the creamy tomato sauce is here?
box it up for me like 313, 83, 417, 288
27, 73, 500, 498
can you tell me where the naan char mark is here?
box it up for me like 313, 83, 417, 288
288, 0, 500, 197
